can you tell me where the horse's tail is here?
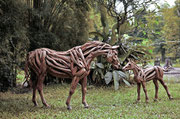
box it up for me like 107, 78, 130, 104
22, 53, 32, 88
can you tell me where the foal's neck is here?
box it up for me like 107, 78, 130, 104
132, 64, 142, 77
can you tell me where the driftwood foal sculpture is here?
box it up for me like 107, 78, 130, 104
122, 59, 172, 103
24, 41, 120, 109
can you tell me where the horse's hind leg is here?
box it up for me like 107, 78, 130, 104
32, 85, 38, 106
31, 71, 38, 106
153, 79, 159, 101
81, 77, 89, 108
158, 79, 173, 100
37, 74, 50, 107
136, 83, 141, 102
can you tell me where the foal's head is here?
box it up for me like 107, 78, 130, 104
122, 59, 136, 71
106, 46, 120, 69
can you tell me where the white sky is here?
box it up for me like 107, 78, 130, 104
160, 0, 176, 6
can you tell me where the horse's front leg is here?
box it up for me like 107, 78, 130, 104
136, 83, 141, 102
141, 81, 149, 103
81, 76, 89, 108
66, 76, 80, 110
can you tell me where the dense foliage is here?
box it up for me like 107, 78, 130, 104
0, 0, 29, 91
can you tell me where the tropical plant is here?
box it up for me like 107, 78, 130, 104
90, 59, 130, 90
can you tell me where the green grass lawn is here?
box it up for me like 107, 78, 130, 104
0, 79, 180, 119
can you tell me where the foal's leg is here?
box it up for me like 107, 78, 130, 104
37, 75, 49, 107
66, 76, 80, 110
153, 79, 159, 101
136, 83, 141, 102
141, 81, 149, 103
158, 79, 173, 100
81, 77, 89, 108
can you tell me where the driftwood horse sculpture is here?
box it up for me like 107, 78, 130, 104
24, 41, 120, 109
122, 59, 173, 103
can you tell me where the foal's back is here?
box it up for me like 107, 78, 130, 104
143, 66, 164, 81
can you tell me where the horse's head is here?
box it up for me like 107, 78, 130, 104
122, 59, 136, 71
106, 46, 120, 69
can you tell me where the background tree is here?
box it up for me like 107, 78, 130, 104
96, 0, 158, 45
0, 0, 29, 91
161, 2, 180, 60
27, 0, 90, 51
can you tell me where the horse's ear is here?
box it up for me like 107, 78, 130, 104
112, 45, 119, 49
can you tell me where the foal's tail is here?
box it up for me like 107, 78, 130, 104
22, 53, 32, 88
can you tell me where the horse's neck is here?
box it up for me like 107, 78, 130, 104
84, 48, 108, 67
132, 64, 142, 77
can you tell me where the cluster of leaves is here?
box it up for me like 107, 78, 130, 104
91, 61, 129, 90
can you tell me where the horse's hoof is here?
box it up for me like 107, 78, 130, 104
169, 97, 173, 100
45, 105, 51, 108
84, 105, 89, 109
43, 103, 50, 108
154, 99, 158, 102
67, 106, 72, 110
146, 100, 149, 103
33, 103, 38, 107
133, 100, 140, 104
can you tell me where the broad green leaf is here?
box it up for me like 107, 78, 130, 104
113, 71, 119, 90
104, 72, 113, 84
90, 61, 96, 69
155, 20, 159, 25
96, 63, 104, 69
97, 69, 104, 79
115, 70, 127, 79
122, 79, 131, 86
92, 70, 97, 81
149, 49, 153, 54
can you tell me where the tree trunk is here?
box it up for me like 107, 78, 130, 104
99, 3, 109, 42
161, 48, 166, 62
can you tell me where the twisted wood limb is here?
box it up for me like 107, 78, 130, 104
141, 81, 149, 103
158, 79, 173, 100
137, 83, 141, 102
66, 76, 80, 110
153, 79, 159, 101
81, 77, 89, 108
37, 74, 49, 107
